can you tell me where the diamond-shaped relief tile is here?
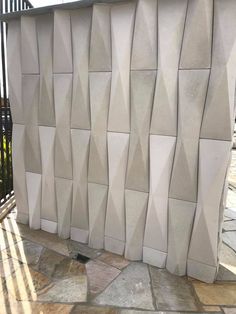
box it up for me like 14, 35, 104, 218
89, 4, 111, 71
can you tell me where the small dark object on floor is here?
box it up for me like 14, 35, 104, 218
75, 253, 90, 264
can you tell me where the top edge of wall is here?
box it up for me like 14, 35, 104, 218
0, 0, 131, 21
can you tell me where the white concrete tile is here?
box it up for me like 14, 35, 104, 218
7, 20, 23, 124
131, 0, 157, 70
41, 219, 57, 234
201, 66, 235, 141
169, 69, 210, 202
12, 124, 28, 224
108, 2, 135, 133
54, 74, 72, 179
71, 129, 90, 243
22, 75, 39, 126
88, 72, 111, 185
53, 10, 72, 73
166, 198, 196, 276
188, 139, 231, 272
201, 0, 236, 140
150, 0, 188, 136
88, 183, 108, 249
25, 125, 42, 174
54, 74, 72, 128
39, 126, 57, 225
26, 172, 41, 230
90, 4, 111, 71
71, 8, 92, 129
55, 127, 73, 180
55, 177, 73, 239
70, 227, 89, 244
125, 190, 148, 261
126, 70, 156, 192
143, 246, 167, 268
187, 259, 217, 283
37, 14, 55, 127
180, 0, 213, 68
105, 132, 129, 255
21, 16, 39, 74
143, 135, 176, 267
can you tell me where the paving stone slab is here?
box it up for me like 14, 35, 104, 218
86, 260, 120, 297
0, 249, 10, 261
33, 248, 65, 277
224, 218, 234, 222
202, 306, 222, 312
0, 299, 74, 314
38, 275, 87, 303
94, 262, 154, 310
149, 267, 199, 311
193, 281, 236, 305
0, 257, 21, 278
223, 220, 236, 231
52, 256, 85, 279
217, 265, 236, 281
72, 305, 118, 313
6, 239, 43, 265
0, 228, 22, 251
5, 264, 52, 301
1, 219, 70, 256
67, 239, 102, 259
224, 208, 236, 220
222, 308, 236, 314
119, 311, 220, 314
226, 190, 236, 209
222, 232, 236, 252
97, 251, 130, 270
219, 244, 236, 281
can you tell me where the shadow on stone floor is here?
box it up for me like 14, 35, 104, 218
0, 211, 235, 314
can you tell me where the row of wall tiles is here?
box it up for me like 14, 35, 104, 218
9, 0, 235, 141
12, 121, 231, 281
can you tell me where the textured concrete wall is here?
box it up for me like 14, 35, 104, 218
7, 0, 236, 282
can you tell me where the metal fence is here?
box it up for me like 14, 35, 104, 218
0, 0, 32, 203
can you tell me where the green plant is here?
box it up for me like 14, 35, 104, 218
0, 135, 12, 199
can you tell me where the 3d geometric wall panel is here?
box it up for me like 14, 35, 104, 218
71, 129, 90, 243
6, 0, 236, 283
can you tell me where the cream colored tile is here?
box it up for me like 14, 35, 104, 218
193, 281, 236, 305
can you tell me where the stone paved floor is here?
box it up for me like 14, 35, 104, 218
0, 151, 236, 313
0, 209, 235, 314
